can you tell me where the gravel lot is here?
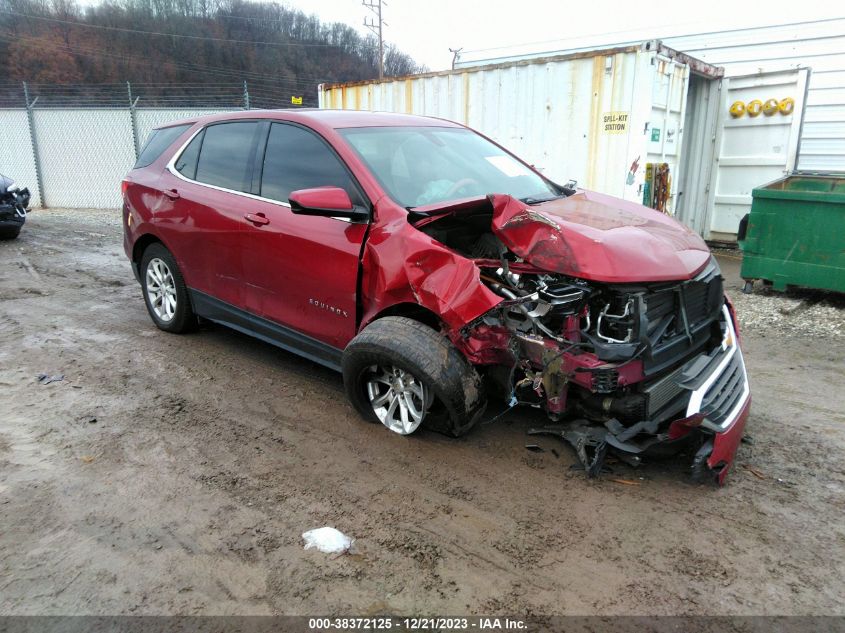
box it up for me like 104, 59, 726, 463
1, 209, 844, 616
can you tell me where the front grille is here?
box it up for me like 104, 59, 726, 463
641, 262, 724, 375
642, 363, 688, 417
643, 276, 723, 338
700, 352, 746, 427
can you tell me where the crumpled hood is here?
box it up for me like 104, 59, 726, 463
490, 190, 711, 282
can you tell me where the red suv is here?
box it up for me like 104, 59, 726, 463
123, 110, 750, 483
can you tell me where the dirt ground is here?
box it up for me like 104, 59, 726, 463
1, 209, 844, 616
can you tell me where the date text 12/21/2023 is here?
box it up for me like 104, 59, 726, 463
308, 617, 528, 630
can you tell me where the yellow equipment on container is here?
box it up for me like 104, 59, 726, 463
729, 101, 746, 118
763, 98, 779, 116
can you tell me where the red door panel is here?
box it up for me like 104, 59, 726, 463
242, 202, 365, 349
154, 170, 247, 308
240, 122, 369, 349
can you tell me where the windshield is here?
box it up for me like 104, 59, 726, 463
338, 126, 559, 208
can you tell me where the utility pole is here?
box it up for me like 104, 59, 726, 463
362, 0, 385, 80
449, 47, 463, 71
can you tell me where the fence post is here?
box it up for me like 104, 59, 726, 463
243, 81, 250, 110
22, 82, 45, 208
127, 81, 140, 159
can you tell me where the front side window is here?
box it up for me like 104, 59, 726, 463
135, 124, 191, 169
194, 122, 259, 192
260, 123, 359, 205
339, 126, 559, 208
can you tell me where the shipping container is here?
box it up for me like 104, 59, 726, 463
319, 41, 810, 242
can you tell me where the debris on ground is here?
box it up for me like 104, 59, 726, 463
742, 464, 767, 480
610, 478, 641, 486
302, 527, 353, 554
36, 373, 64, 384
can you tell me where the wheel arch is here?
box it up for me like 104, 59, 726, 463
132, 232, 165, 267
361, 302, 442, 333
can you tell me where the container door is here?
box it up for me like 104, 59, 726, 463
704, 68, 809, 241
675, 73, 721, 236
643, 58, 690, 215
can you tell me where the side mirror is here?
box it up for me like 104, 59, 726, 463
289, 187, 368, 221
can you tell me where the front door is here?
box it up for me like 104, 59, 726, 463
242, 122, 368, 350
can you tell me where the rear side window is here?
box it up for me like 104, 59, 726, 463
195, 122, 259, 192
174, 129, 204, 180
134, 124, 191, 168
260, 123, 360, 204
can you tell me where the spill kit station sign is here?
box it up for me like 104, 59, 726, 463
602, 111, 629, 134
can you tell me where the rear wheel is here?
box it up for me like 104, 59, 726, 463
140, 243, 197, 333
342, 316, 486, 437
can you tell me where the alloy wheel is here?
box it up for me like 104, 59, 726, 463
146, 257, 177, 322
365, 365, 430, 434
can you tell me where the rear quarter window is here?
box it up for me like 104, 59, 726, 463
174, 129, 204, 180
134, 124, 192, 169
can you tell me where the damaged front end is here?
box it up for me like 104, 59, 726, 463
412, 192, 751, 484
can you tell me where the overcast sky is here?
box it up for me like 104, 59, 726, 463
304, 0, 839, 71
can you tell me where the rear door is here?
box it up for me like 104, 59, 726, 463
241, 121, 369, 349
160, 120, 262, 307
704, 68, 809, 240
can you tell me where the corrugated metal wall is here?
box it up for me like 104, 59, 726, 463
662, 19, 845, 173
456, 19, 845, 174
0, 107, 227, 208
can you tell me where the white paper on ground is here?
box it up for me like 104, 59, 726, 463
302, 527, 353, 553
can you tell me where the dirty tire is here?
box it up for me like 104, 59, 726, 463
139, 242, 197, 334
342, 316, 486, 437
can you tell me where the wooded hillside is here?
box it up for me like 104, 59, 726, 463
0, 0, 423, 106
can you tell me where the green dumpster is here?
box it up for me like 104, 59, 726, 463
739, 174, 845, 293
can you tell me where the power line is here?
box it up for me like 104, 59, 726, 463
460, 15, 845, 57
0, 32, 322, 87
0, 9, 378, 52
0, 11, 376, 84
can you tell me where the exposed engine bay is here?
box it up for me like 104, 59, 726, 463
411, 193, 748, 482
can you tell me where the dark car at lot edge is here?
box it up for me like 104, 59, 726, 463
122, 110, 750, 484
0, 173, 31, 240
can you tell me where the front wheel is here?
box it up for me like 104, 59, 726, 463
342, 317, 487, 437
139, 243, 197, 333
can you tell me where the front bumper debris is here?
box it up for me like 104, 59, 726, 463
529, 306, 750, 484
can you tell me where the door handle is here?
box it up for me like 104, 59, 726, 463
163, 188, 180, 200
245, 213, 270, 226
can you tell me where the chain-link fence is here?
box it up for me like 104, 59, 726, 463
0, 82, 296, 208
